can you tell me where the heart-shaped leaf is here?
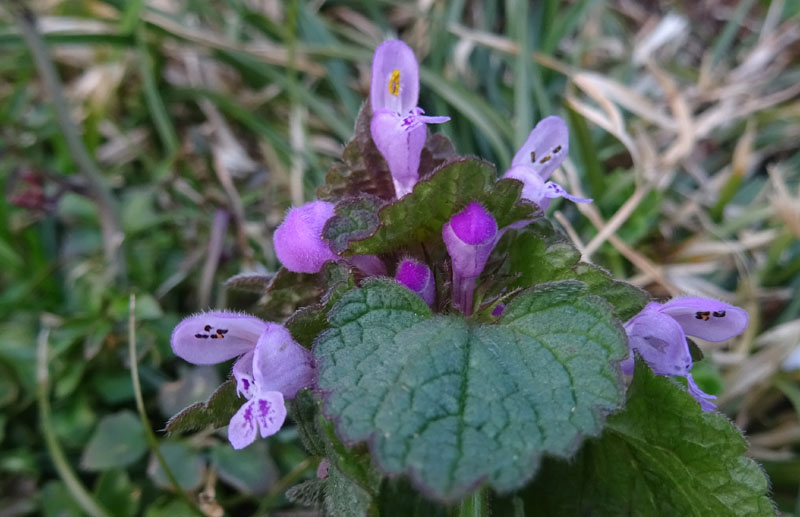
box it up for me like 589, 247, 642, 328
315, 279, 627, 501
523, 360, 775, 516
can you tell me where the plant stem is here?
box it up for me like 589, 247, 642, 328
128, 294, 205, 517
458, 486, 489, 517
37, 326, 111, 517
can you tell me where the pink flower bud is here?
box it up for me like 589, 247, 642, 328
395, 258, 435, 306
274, 201, 337, 273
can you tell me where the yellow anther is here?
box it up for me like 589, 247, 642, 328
388, 69, 401, 96
540, 155, 552, 164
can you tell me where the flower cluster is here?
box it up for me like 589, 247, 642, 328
167, 39, 751, 452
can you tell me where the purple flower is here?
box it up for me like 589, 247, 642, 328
622, 297, 749, 411
395, 258, 435, 306
171, 312, 313, 449
274, 200, 337, 273
442, 202, 499, 315
370, 40, 450, 198
503, 116, 591, 209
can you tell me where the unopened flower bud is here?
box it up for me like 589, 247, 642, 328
274, 201, 337, 273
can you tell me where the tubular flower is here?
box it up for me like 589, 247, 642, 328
442, 202, 499, 315
370, 40, 449, 198
621, 297, 749, 411
274, 200, 337, 273
171, 312, 313, 449
503, 116, 591, 210
395, 258, 435, 306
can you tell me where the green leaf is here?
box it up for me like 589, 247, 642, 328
285, 266, 355, 349
211, 440, 278, 495
81, 411, 148, 471
147, 442, 205, 491
523, 361, 775, 516
259, 262, 351, 321
323, 464, 375, 517
93, 470, 141, 517
165, 379, 244, 435
315, 279, 627, 501
508, 219, 649, 320
345, 160, 536, 256
323, 196, 384, 255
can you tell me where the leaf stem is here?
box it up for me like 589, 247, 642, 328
37, 326, 111, 517
256, 457, 315, 513
457, 486, 489, 517
128, 294, 205, 517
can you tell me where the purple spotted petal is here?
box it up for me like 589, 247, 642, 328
232, 350, 255, 398
624, 305, 692, 377
227, 391, 287, 449
252, 323, 314, 397
228, 398, 258, 449
659, 297, 749, 342
171, 312, 265, 365
254, 391, 287, 438
370, 40, 419, 114
510, 116, 569, 180
274, 200, 337, 273
543, 182, 592, 204
686, 374, 718, 412
396, 258, 435, 306
371, 109, 427, 197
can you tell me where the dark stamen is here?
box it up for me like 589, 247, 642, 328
712, 310, 726, 318
553, 145, 562, 153
210, 334, 218, 339
218, 328, 228, 334
695, 311, 711, 321
530, 151, 536, 162
540, 155, 551, 164
204, 325, 212, 332
195, 333, 209, 339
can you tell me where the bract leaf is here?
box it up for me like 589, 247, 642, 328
344, 160, 536, 256
523, 360, 775, 516
165, 379, 244, 434
315, 279, 627, 501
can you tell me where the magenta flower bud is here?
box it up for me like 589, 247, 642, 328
503, 116, 591, 208
369, 40, 449, 198
274, 200, 337, 273
442, 202, 498, 315
621, 297, 748, 412
395, 258, 435, 306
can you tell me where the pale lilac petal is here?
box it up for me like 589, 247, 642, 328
253, 391, 287, 438
371, 110, 426, 197
625, 307, 692, 377
659, 297, 749, 342
370, 40, 419, 114
510, 116, 569, 180
274, 201, 338, 274
317, 458, 330, 480
252, 323, 314, 397
504, 165, 549, 208
543, 182, 593, 204
228, 399, 258, 449
396, 258, 435, 306
171, 312, 265, 365
687, 374, 718, 412
232, 350, 255, 398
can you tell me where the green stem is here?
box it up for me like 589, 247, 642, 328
256, 457, 315, 513
37, 327, 111, 517
128, 294, 205, 517
458, 486, 489, 517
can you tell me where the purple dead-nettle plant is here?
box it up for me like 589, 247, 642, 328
503, 116, 592, 209
370, 40, 450, 198
395, 257, 435, 306
621, 297, 748, 411
442, 201, 499, 315
171, 313, 313, 449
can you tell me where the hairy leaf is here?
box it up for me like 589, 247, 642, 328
322, 195, 384, 255
345, 160, 536, 256
508, 219, 649, 320
315, 279, 627, 501
165, 379, 243, 434
523, 361, 775, 516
